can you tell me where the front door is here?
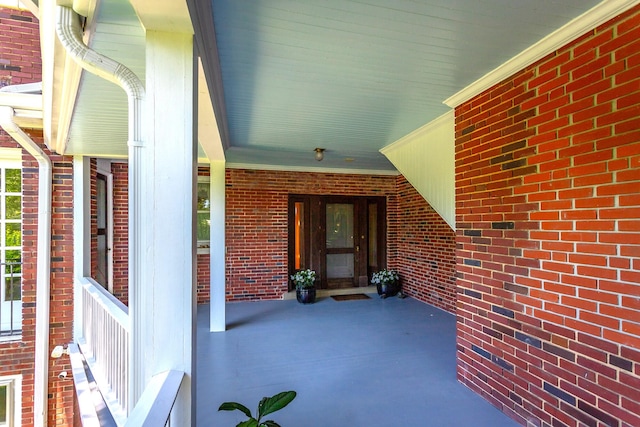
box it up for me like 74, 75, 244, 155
289, 195, 386, 290
325, 202, 356, 289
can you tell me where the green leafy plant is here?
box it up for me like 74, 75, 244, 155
371, 269, 399, 285
290, 269, 316, 289
219, 390, 296, 427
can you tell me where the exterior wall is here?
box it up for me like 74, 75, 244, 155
0, 7, 76, 427
112, 163, 455, 306
197, 253, 210, 304
0, 8, 40, 87
0, 134, 75, 427
30, 146, 75, 427
111, 162, 129, 304
456, 6, 640, 427
109, 166, 458, 307
225, 169, 396, 301
395, 175, 457, 313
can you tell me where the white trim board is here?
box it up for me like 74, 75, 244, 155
225, 162, 400, 176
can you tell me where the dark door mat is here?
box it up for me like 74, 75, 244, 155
331, 294, 371, 301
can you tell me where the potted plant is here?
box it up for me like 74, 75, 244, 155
291, 268, 317, 304
219, 390, 296, 427
371, 269, 400, 298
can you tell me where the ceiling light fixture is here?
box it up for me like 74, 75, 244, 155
314, 147, 325, 161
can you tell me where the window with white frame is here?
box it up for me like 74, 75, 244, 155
0, 375, 21, 427
197, 178, 210, 251
0, 155, 21, 336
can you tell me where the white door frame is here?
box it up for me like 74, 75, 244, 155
96, 159, 114, 293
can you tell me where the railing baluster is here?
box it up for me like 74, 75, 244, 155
78, 277, 129, 426
74, 277, 187, 426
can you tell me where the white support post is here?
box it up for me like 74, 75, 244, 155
130, 31, 196, 426
72, 156, 91, 341
209, 160, 225, 332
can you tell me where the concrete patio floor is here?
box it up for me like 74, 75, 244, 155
196, 294, 520, 426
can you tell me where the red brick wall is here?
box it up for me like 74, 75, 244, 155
225, 169, 397, 300
395, 176, 457, 313
0, 7, 74, 427
456, 6, 640, 427
22, 136, 75, 427
197, 253, 210, 303
0, 7, 40, 87
43, 150, 75, 427
111, 162, 129, 304
113, 166, 456, 306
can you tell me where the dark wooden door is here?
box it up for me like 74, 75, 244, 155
325, 200, 357, 288
96, 173, 110, 289
289, 195, 386, 290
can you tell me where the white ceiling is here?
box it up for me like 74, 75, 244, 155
63, 0, 604, 171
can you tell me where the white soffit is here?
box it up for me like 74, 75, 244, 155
444, 0, 640, 108
381, 111, 455, 229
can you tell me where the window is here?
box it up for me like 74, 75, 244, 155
0, 159, 22, 336
0, 375, 20, 427
197, 178, 210, 251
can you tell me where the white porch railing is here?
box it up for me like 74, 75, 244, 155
75, 277, 187, 426
77, 277, 129, 425
124, 370, 185, 427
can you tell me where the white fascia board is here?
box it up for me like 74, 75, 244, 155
0, 92, 42, 110
40, 0, 96, 154
0, 92, 43, 129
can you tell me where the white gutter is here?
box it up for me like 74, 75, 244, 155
55, 4, 145, 411
0, 105, 52, 427
55, 7, 144, 111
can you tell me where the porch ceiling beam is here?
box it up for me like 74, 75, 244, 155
128, 0, 192, 33
187, 0, 230, 151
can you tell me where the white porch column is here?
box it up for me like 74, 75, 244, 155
130, 30, 196, 425
72, 156, 91, 340
209, 160, 225, 332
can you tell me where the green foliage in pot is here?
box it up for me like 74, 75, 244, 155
371, 269, 399, 286
290, 269, 316, 289
219, 390, 297, 427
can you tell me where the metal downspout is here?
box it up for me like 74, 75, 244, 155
0, 106, 52, 427
55, 5, 145, 411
